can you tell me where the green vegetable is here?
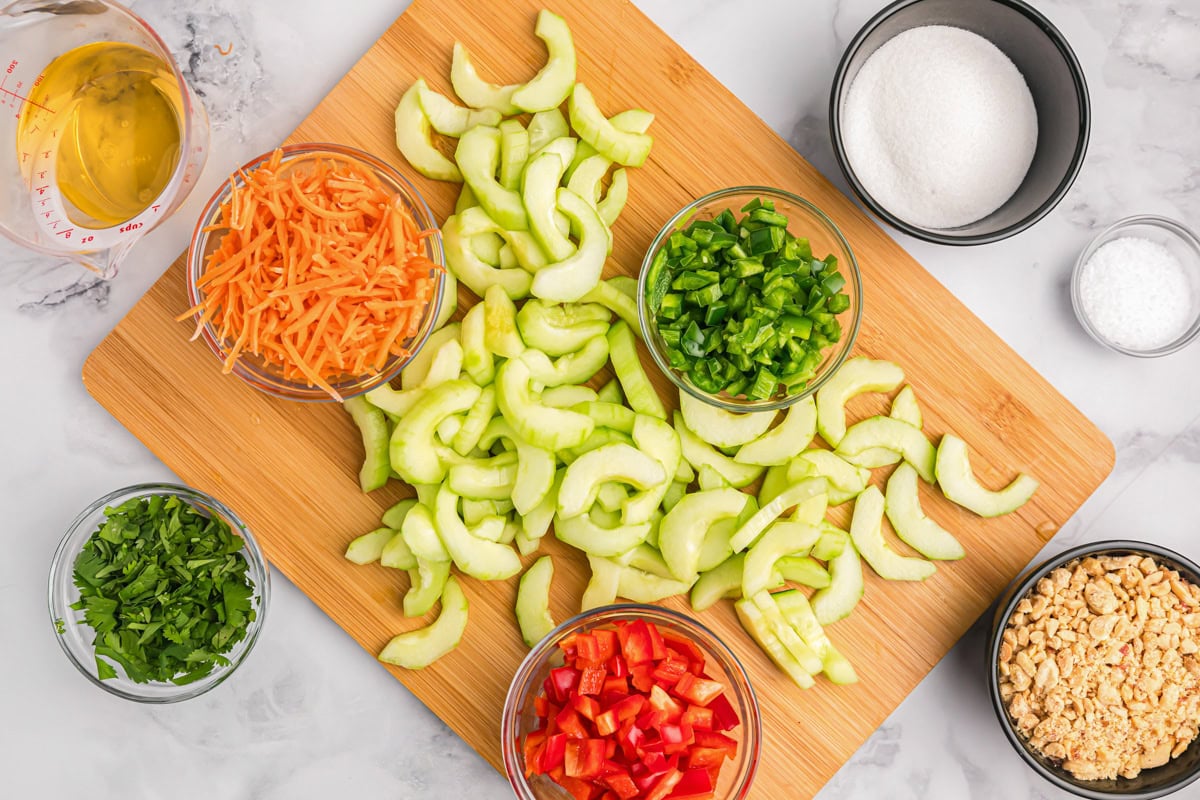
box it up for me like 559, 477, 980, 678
379, 575, 469, 668
70, 494, 257, 684
515, 556, 557, 647
645, 197, 850, 400
344, 396, 391, 493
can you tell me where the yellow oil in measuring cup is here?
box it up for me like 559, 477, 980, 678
15, 41, 184, 228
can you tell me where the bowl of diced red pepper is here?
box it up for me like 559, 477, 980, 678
501, 604, 762, 800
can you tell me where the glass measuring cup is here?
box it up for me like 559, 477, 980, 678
0, 0, 208, 278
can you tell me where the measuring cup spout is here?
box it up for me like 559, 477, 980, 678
74, 238, 134, 279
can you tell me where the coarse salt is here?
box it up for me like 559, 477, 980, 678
1078, 236, 1194, 351
841, 25, 1038, 230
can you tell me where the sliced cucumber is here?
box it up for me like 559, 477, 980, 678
516, 298, 611, 356
615, 561, 692, 603
567, 153, 612, 204
530, 188, 608, 303
691, 553, 761, 612
658, 487, 750, 582
483, 284, 526, 358
662, 479, 688, 513
459, 303, 494, 387
434, 269, 458, 331
610, 321, 667, 419
557, 442, 666, 519
450, 42, 520, 115
581, 279, 638, 333
580, 555, 619, 611
543, 385, 600, 409
734, 598, 814, 690
404, 557, 452, 618
472, 231, 505, 266
378, 575, 468, 669
811, 535, 863, 625
381, 499, 418, 531
596, 377, 624, 405
455, 183, 478, 213
455, 126, 527, 230
443, 215, 532, 300
344, 396, 390, 493
788, 449, 870, 505
452, 384, 497, 457
749, 590, 823, 674
380, 528, 418, 570
776, 556, 831, 589
742, 520, 821, 598
622, 414, 682, 525
811, 527, 848, 562
417, 83, 502, 136
815, 357, 905, 447
568, 84, 653, 167
436, 414, 465, 447
400, 503, 449, 564
476, 417, 556, 515
523, 150, 576, 262
521, 336, 608, 387
369, 338, 464, 418
511, 9, 576, 111
734, 396, 817, 466
675, 411, 764, 488
936, 433, 1039, 518
345, 527, 396, 565
516, 556, 557, 647
400, 323, 461, 391
434, 486, 521, 580
521, 468, 564, 543
837, 416, 936, 484
891, 385, 922, 428
791, 493, 828, 525
697, 465, 731, 491
556, 508, 652, 557
678, 392, 776, 449
774, 589, 858, 685
447, 452, 518, 500
596, 482, 629, 513
572, 401, 636, 433
698, 496, 758, 573
757, 465, 790, 507
527, 108, 570, 152
497, 118, 530, 191
885, 462, 965, 560
390, 379, 481, 484
560, 428, 635, 463
729, 477, 827, 552
598, 168, 628, 227
849, 486, 935, 582
394, 79, 461, 182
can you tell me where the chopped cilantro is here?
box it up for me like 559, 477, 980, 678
54, 617, 66, 635
70, 494, 257, 684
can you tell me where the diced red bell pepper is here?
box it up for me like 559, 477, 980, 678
539, 733, 568, 772
558, 774, 597, 800
705, 692, 740, 732
556, 707, 591, 739
572, 694, 601, 721
602, 676, 630, 697
661, 632, 707, 667
646, 621, 668, 661
659, 722, 694, 746
636, 709, 669, 730
652, 653, 689, 685
673, 673, 726, 708
611, 693, 646, 722
681, 705, 714, 731
666, 767, 715, 800
648, 684, 685, 717
524, 729, 547, 777
548, 667, 581, 703
575, 632, 601, 663
620, 619, 657, 666
644, 768, 684, 800
565, 738, 607, 779
630, 664, 656, 693
609, 654, 629, 678
578, 664, 608, 696
684, 747, 726, 770
602, 771, 640, 800
595, 709, 619, 737
594, 629, 618, 662
693, 731, 738, 760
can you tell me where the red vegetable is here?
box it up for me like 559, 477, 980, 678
522, 619, 741, 800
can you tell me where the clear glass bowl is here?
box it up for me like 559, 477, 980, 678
1070, 215, 1200, 357
185, 142, 446, 402
48, 483, 270, 703
637, 187, 862, 412
501, 604, 762, 800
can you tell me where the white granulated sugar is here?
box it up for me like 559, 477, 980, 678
842, 25, 1038, 230
1078, 236, 1194, 351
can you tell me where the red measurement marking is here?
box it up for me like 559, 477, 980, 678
152, 204, 161, 213
55, 228, 73, 239
36, 170, 45, 180
0, 75, 52, 114
35, 184, 47, 196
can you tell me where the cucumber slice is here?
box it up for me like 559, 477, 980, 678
622, 414, 682, 525
697, 465, 731, 491
557, 442, 666, 519
472, 232, 505, 265
811, 535, 863, 625
527, 108, 570, 152
443, 215, 532, 300
521, 335, 609, 387
811, 527, 848, 561
378, 575, 468, 669
773, 589, 858, 685
469, 514, 507, 543
698, 496, 758, 573
935, 434, 1038, 517
837, 416, 936, 484
555, 507, 652, 557
567, 154, 612, 204
390, 379, 482, 484
891, 385, 922, 427
449, 42, 520, 114
730, 477, 827, 552
815, 357, 905, 447
742, 521, 821, 598
516, 298, 611, 356
498, 243, 516, 270
535, 136, 578, 168
515, 556, 557, 647
436, 414, 464, 447
610, 321, 666, 419
776, 556, 830, 589
369, 338, 464, 418
757, 465, 790, 507
447, 452, 518, 500
571, 401, 636, 433
483, 284, 526, 358
380, 528, 418, 570
568, 84, 654, 167
393, 79, 461, 182
675, 411, 764, 488
543, 386, 600, 408
511, 9, 576, 111
456, 126, 527, 230
462, 498, 501, 526
345, 527, 396, 565
459, 304, 494, 387
523, 150, 576, 262
580, 279, 638, 333
498, 118, 530, 191
659, 488, 750, 582
885, 463, 965, 561
400, 323, 461, 390
434, 269, 458, 331
560, 429, 635, 464
452, 385, 497, 457
404, 557, 452, 618
849, 486, 935, 582
608, 109, 656, 133
582, 555, 620, 611
616, 561, 693, 603
749, 590, 823, 674
734, 598, 815, 689
596, 378, 624, 405
400, 503, 449, 564
596, 482, 629, 513
522, 469, 564, 544
735, 396, 817, 466
690, 553, 744, 612
530, 188, 609, 303
791, 493, 828, 525
417, 84, 502, 136
787, 449, 870, 505
434, 486, 521, 580
662, 479, 688, 514
678, 392, 776, 449
476, 417, 556, 516
598, 168, 628, 227
381, 499, 418, 531
344, 396, 390, 492
496, 358, 595, 451
455, 183, 478, 213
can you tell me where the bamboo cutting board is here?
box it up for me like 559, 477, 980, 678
83, 0, 1113, 796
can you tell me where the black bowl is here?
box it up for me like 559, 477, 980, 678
987, 541, 1200, 799
829, 0, 1090, 245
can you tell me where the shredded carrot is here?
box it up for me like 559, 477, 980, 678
179, 148, 441, 401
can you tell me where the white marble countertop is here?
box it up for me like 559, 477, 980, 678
3, 0, 1198, 797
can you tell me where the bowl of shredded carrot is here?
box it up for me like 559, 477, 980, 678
182, 143, 446, 402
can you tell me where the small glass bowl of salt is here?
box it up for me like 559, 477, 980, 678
1071, 215, 1200, 357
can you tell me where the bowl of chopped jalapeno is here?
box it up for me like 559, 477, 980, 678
638, 187, 862, 412
48, 483, 269, 702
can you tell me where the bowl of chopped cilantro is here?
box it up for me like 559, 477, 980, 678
638, 187, 862, 412
48, 484, 269, 702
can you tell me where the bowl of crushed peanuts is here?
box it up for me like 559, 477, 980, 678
988, 541, 1200, 799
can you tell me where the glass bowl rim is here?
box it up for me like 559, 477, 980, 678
637, 185, 863, 413
47, 482, 271, 703
184, 141, 446, 403
501, 602, 763, 800
986, 539, 1200, 798
1069, 214, 1200, 358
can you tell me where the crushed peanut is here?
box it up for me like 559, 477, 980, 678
999, 555, 1200, 781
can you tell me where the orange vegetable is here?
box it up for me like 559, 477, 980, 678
181, 148, 440, 401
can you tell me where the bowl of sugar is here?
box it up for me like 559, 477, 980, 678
829, 0, 1089, 245
1071, 216, 1200, 357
